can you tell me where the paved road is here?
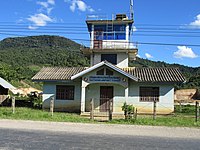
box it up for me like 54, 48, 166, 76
0, 120, 200, 150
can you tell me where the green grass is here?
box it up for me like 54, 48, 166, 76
0, 107, 90, 123
174, 104, 197, 115
0, 107, 199, 127
109, 115, 200, 127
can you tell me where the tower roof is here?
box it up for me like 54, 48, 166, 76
86, 13, 133, 25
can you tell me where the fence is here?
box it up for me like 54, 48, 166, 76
88, 99, 200, 122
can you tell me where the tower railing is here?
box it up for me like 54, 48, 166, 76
86, 13, 132, 21
86, 14, 108, 20
90, 40, 137, 50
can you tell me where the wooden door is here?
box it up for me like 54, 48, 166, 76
100, 86, 113, 112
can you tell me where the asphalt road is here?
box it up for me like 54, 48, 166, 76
0, 120, 200, 150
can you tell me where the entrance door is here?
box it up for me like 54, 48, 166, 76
100, 86, 113, 112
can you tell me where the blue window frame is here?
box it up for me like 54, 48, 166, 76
94, 25, 126, 40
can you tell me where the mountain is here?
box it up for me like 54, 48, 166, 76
0, 35, 89, 88
0, 35, 199, 90
130, 58, 200, 89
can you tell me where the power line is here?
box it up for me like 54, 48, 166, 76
1, 32, 200, 47
1, 30, 200, 38
136, 41, 200, 47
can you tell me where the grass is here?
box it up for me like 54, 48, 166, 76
0, 107, 90, 123
109, 115, 200, 127
0, 107, 199, 127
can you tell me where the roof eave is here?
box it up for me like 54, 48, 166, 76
71, 61, 139, 81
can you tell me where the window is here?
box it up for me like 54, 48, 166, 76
56, 85, 74, 100
106, 68, 113, 75
139, 87, 159, 102
97, 69, 104, 75
101, 54, 117, 65
96, 68, 113, 76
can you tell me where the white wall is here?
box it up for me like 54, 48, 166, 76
91, 52, 128, 68
42, 70, 174, 114
42, 81, 81, 112
127, 82, 174, 114
85, 81, 174, 114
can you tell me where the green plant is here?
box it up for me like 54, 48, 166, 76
122, 102, 135, 120
32, 97, 42, 109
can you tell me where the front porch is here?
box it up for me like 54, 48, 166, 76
80, 83, 128, 115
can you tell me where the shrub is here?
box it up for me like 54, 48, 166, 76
122, 102, 135, 120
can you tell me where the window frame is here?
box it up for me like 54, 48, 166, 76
139, 87, 159, 102
96, 68, 104, 75
56, 85, 75, 100
96, 68, 114, 76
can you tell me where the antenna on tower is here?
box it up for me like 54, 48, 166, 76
130, 0, 134, 20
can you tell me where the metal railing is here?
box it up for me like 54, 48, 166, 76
86, 13, 132, 21
91, 40, 137, 50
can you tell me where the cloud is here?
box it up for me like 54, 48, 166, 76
189, 14, 200, 28
37, 1, 49, 8
69, 1, 76, 12
132, 26, 137, 32
145, 53, 153, 59
76, 0, 87, 11
136, 54, 141, 58
36, 0, 55, 14
47, 7, 53, 14
48, 0, 55, 5
26, 0, 55, 29
173, 46, 198, 59
28, 25, 38, 30
65, 0, 94, 12
27, 13, 53, 27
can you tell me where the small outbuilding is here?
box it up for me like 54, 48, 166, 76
0, 77, 16, 104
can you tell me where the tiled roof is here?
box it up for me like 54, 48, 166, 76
122, 67, 186, 82
32, 67, 87, 81
32, 66, 185, 83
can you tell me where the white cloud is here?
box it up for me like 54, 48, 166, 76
145, 53, 153, 59
65, 0, 94, 12
70, 1, 76, 12
48, 0, 55, 5
27, 13, 53, 27
132, 26, 137, 32
47, 7, 53, 14
36, 0, 55, 14
136, 54, 141, 58
37, 1, 49, 8
76, 0, 87, 11
28, 25, 38, 30
26, 0, 55, 29
173, 46, 198, 59
189, 14, 200, 28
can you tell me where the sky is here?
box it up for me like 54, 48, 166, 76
0, 0, 200, 67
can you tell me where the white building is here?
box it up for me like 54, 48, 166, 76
32, 14, 185, 115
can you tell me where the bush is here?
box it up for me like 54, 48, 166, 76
122, 102, 135, 120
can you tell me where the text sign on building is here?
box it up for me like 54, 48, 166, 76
89, 76, 121, 82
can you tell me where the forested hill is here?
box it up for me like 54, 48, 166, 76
0, 35, 199, 90
0, 35, 89, 88
0, 35, 80, 49
130, 58, 200, 89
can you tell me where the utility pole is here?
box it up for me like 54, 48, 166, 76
130, 0, 134, 20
